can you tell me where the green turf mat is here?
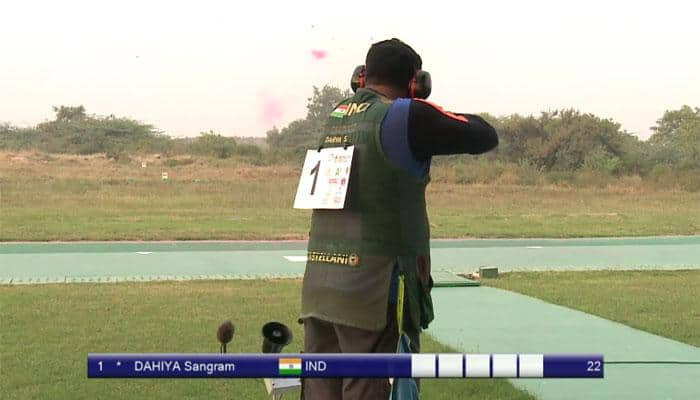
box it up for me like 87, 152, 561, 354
427, 287, 700, 400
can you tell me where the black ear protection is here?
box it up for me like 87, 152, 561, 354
351, 65, 432, 99
410, 69, 432, 99
350, 65, 367, 93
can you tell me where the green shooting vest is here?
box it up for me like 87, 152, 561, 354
301, 89, 434, 332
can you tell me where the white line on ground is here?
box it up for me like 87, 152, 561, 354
284, 256, 307, 262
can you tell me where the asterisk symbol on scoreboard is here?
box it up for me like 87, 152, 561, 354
116, 361, 121, 366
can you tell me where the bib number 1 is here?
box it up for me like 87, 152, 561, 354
293, 146, 354, 209
309, 160, 320, 196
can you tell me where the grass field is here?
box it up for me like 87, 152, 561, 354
0, 280, 534, 400
2, 152, 699, 240
2, 152, 699, 399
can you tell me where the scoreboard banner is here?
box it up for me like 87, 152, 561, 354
87, 353, 604, 379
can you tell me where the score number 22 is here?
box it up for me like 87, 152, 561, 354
586, 360, 601, 372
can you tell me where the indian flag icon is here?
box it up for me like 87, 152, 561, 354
279, 358, 302, 375
331, 105, 348, 118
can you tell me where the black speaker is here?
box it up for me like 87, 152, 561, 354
261, 321, 292, 353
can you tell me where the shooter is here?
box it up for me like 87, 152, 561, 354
299, 38, 499, 399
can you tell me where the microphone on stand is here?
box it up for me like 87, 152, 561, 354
217, 320, 235, 354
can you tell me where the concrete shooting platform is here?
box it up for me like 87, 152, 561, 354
1, 236, 699, 284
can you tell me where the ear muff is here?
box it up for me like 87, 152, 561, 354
351, 64, 431, 99
410, 70, 432, 99
350, 65, 366, 92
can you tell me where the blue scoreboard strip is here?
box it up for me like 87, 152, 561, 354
87, 353, 603, 378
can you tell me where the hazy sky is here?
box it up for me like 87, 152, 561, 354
1, 1, 698, 140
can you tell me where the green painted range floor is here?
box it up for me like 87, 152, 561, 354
1, 237, 699, 399
1, 236, 699, 284
428, 287, 700, 400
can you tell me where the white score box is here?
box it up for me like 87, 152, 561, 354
492, 354, 518, 378
465, 354, 490, 378
437, 354, 463, 377
411, 354, 436, 378
293, 146, 354, 209
519, 354, 544, 378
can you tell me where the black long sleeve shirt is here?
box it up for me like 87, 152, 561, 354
380, 97, 498, 176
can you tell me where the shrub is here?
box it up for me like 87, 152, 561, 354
189, 132, 237, 159
581, 148, 622, 175
235, 144, 263, 157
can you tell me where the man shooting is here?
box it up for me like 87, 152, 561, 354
300, 38, 499, 399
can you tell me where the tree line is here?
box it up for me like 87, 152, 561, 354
2, 86, 698, 179
266, 86, 699, 177
0, 105, 262, 160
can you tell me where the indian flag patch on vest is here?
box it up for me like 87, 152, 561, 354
279, 358, 302, 375
331, 104, 348, 118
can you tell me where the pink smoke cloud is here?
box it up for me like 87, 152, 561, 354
311, 49, 327, 60
261, 94, 284, 125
